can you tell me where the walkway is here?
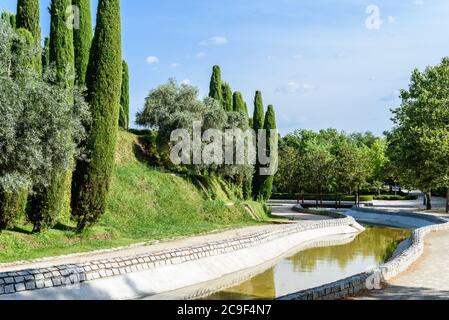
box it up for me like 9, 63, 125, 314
357, 230, 449, 300
354, 195, 449, 300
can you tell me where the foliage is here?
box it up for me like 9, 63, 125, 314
73, 0, 92, 86
251, 91, 265, 198
257, 105, 277, 201
233, 91, 248, 114
386, 57, 449, 209
41, 37, 50, 70
0, 20, 90, 231
221, 82, 233, 112
71, 0, 123, 231
16, 0, 40, 72
209, 65, 223, 106
119, 60, 130, 130
49, 0, 75, 83
275, 129, 382, 197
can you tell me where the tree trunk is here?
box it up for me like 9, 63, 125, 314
426, 191, 432, 211
446, 189, 449, 214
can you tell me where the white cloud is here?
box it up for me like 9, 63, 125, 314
146, 56, 160, 65
197, 52, 207, 58
276, 81, 315, 94
170, 63, 181, 68
200, 36, 229, 46
181, 79, 191, 85
387, 16, 396, 24
293, 54, 303, 60
414, 0, 425, 5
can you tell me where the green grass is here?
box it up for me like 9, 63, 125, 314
0, 131, 269, 263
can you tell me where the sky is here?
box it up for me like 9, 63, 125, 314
2, 0, 449, 136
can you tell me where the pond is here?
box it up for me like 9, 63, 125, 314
204, 225, 411, 300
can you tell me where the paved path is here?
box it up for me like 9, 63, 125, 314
357, 230, 449, 300
0, 204, 327, 273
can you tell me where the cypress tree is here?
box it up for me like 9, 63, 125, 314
16, 0, 40, 45
49, 0, 75, 83
119, 60, 129, 130
209, 65, 223, 105
257, 105, 277, 200
42, 37, 50, 70
16, 0, 40, 72
27, 0, 75, 232
233, 91, 247, 114
1, 11, 16, 29
252, 91, 265, 199
73, 0, 92, 85
71, 0, 122, 231
9, 13, 16, 29
221, 82, 233, 112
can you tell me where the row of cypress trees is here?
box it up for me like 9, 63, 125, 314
208, 65, 277, 201
1, 0, 127, 232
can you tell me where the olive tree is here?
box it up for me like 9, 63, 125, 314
0, 20, 90, 231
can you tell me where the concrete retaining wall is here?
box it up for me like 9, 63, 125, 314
0, 216, 363, 300
279, 209, 449, 300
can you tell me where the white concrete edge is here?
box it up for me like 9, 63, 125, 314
2, 222, 363, 300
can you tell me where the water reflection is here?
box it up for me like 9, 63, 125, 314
205, 225, 410, 300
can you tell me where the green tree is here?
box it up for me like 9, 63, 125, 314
233, 91, 248, 114
387, 58, 449, 211
251, 91, 265, 198
71, 0, 122, 231
209, 65, 222, 105
1, 11, 16, 29
0, 20, 90, 231
48, 0, 75, 83
257, 105, 278, 200
73, 0, 92, 85
221, 82, 233, 112
119, 60, 129, 130
42, 37, 50, 70
28, 0, 76, 232
16, 0, 40, 46
16, 0, 40, 72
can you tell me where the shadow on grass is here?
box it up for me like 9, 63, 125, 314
53, 222, 77, 233
9, 226, 33, 235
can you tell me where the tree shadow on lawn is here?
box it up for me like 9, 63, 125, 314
53, 222, 77, 233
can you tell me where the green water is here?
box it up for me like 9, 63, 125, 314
205, 225, 411, 300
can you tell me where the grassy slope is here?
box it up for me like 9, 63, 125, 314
0, 131, 266, 263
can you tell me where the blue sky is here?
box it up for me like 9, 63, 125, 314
3, 0, 449, 135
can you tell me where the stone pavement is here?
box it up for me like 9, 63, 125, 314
357, 230, 449, 300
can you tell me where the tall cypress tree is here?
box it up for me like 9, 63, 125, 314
252, 91, 265, 199
209, 65, 223, 105
73, 0, 92, 85
221, 82, 233, 112
233, 91, 247, 114
71, 0, 122, 231
9, 13, 16, 29
119, 60, 129, 130
16, 0, 40, 72
27, 0, 75, 232
16, 0, 40, 45
1, 11, 16, 29
42, 37, 50, 70
49, 0, 75, 83
257, 105, 277, 200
